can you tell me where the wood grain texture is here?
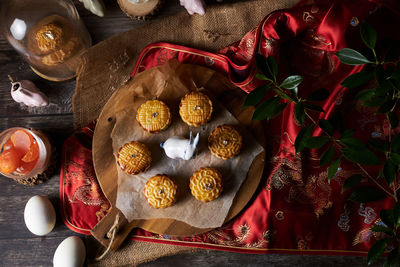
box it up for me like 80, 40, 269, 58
0, 0, 374, 266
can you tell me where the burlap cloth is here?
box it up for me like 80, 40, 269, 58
75, 0, 298, 266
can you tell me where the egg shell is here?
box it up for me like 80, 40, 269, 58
24, 195, 56, 236
53, 236, 86, 267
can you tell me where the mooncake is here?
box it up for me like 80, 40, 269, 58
179, 91, 213, 127
189, 167, 223, 202
136, 100, 171, 133
144, 175, 177, 208
117, 141, 151, 174
208, 125, 242, 160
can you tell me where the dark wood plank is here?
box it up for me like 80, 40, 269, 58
141, 251, 379, 267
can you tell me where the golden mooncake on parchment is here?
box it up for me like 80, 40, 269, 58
179, 91, 213, 126
136, 100, 171, 133
208, 125, 242, 160
117, 141, 151, 175
189, 167, 223, 202
144, 175, 177, 209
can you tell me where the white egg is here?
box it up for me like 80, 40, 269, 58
24, 195, 56, 236
53, 236, 86, 267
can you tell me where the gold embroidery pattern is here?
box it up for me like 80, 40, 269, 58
66, 161, 105, 206
275, 211, 285, 221
268, 155, 302, 190
206, 224, 273, 248
337, 206, 350, 232
96, 203, 111, 222
297, 233, 313, 250
64, 145, 107, 207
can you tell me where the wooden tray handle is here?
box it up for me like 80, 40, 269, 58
91, 208, 138, 252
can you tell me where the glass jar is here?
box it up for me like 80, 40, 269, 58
0, 128, 52, 180
0, 0, 91, 81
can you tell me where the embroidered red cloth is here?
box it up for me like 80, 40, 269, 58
60, 0, 400, 255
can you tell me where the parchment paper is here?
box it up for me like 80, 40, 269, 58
112, 62, 263, 229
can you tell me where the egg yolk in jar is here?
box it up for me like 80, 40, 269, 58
0, 130, 40, 175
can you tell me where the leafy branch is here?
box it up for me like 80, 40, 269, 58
244, 21, 400, 266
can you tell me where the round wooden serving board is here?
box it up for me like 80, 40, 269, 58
91, 63, 265, 251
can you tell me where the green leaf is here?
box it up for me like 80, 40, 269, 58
304, 104, 325, 113
390, 152, 400, 165
375, 80, 392, 96
363, 96, 387, 107
328, 157, 341, 181
294, 102, 305, 126
255, 54, 278, 81
377, 100, 396, 114
384, 248, 400, 267
319, 119, 334, 136
266, 56, 278, 82
252, 99, 287, 121
256, 73, 269, 81
389, 112, 399, 129
390, 69, 400, 84
280, 75, 304, 90
381, 209, 395, 229
342, 174, 362, 193
320, 146, 335, 166
251, 97, 279, 121
348, 186, 386, 203
270, 103, 289, 119
369, 139, 387, 153
341, 129, 355, 139
367, 238, 389, 265
360, 22, 377, 50
383, 160, 396, 186
341, 71, 374, 88
340, 137, 366, 149
370, 225, 393, 236
273, 88, 293, 101
307, 89, 330, 101
295, 126, 313, 153
243, 85, 270, 107
391, 134, 400, 153
393, 202, 400, 228
356, 89, 375, 101
305, 136, 330, 148
336, 48, 373, 65
342, 147, 381, 165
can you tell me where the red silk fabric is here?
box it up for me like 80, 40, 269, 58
60, 0, 400, 255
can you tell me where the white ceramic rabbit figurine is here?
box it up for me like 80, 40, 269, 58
9, 76, 49, 107
160, 131, 200, 160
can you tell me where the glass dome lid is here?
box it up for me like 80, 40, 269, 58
1, 0, 91, 81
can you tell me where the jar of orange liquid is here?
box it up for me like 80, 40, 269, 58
0, 128, 52, 180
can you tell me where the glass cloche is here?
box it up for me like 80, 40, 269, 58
0, 0, 91, 81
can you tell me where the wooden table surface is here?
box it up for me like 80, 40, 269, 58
0, 1, 373, 266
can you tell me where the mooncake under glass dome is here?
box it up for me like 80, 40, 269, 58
0, 0, 91, 81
